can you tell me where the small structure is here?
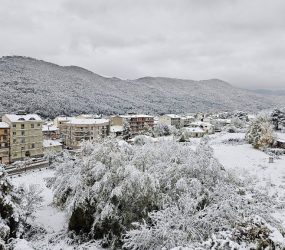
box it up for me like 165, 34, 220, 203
276, 133, 285, 149
42, 124, 60, 140
269, 157, 274, 163
159, 114, 181, 128
110, 125, 124, 137
189, 121, 214, 134
183, 127, 206, 138
43, 140, 63, 154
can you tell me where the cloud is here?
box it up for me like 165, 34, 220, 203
0, 0, 284, 89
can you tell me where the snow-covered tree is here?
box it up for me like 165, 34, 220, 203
51, 138, 284, 249
271, 109, 285, 130
246, 116, 274, 149
0, 166, 21, 248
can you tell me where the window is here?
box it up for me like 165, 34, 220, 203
37, 123, 41, 127
31, 143, 35, 149
13, 132, 16, 135
31, 124, 34, 128
13, 124, 16, 128
21, 131, 25, 136
21, 138, 25, 143
4, 129, 7, 134
21, 124, 25, 129
13, 139, 16, 143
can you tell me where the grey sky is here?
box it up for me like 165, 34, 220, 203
0, 0, 284, 89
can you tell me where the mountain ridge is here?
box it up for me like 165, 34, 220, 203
0, 56, 284, 118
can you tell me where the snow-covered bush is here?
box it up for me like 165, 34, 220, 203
0, 166, 43, 249
51, 138, 284, 249
246, 116, 275, 149
152, 124, 171, 137
0, 166, 21, 249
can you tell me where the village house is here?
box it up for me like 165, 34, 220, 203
42, 123, 60, 140
43, 139, 63, 154
110, 115, 154, 135
180, 115, 195, 127
60, 118, 110, 148
2, 113, 44, 162
183, 127, 206, 138
0, 122, 10, 164
159, 114, 181, 128
189, 121, 215, 134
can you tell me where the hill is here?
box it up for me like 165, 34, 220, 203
0, 56, 284, 118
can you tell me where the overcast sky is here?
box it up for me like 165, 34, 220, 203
0, 0, 284, 89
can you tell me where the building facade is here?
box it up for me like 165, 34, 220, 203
61, 118, 110, 148
110, 115, 154, 134
0, 122, 10, 164
2, 114, 44, 162
159, 114, 181, 128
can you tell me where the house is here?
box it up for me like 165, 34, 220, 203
110, 125, 124, 137
159, 114, 181, 128
110, 115, 154, 135
180, 115, 195, 127
0, 122, 10, 164
2, 113, 44, 162
42, 123, 60, 140
60, 118, 110, 148
183, 127, 206, 138
43, 140, 63, 154
189, 121, 214, 134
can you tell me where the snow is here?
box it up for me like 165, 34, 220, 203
9, 169, 66, 234
43, 139, 62, 148
68, 118, 109, 125
3, 114, 42, 122
110, 125, 124, 133
0, 122, 9, 128
277, 132, 285, 143
42, 124, 59, 132
211, 132, 285, 226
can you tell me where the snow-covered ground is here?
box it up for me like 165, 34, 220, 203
9, 169, 102, 249
210, 132, 285, 227
10, 169, 66, 234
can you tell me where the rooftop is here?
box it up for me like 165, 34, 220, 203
43, 140, 62, 148
68, 118, 109, 125
4, 114, 42, 122
0, 122, 9, 128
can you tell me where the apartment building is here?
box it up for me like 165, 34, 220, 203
60, 118, 110, 148
110, 115, 154, 134
0, 122, 10, 164
159, 114, 181, 128
2, 114, 44, 162
42, 123, 60, 140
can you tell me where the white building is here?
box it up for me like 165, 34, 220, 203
159, 114, 181, 128
189, 121, 214, 134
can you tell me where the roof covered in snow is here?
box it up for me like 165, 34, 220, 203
42, 124, 59, 132
68, 118, 109, 125
43, 140, 62, 148
4, 114, 42, 122
0, 122, 9, 128
110, 125, 124, 132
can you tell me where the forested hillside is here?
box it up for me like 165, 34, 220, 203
0, 56, 284, 118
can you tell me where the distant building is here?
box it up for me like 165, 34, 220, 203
110, 115, 154, 134
189, 121, 214, 134
43, 139, 63, 154
0, 122, 10, 164
180, 115, 195, 127
42, 124, 60, 140
60, 118, 110, 148
159, 114, 181, 128
2, 114, 44, 162
183, 127, 206, 138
